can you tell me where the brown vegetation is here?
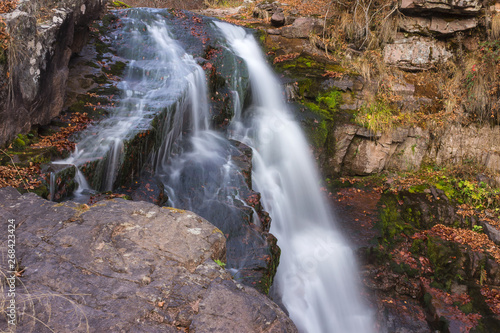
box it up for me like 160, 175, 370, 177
32, 112, 92, 153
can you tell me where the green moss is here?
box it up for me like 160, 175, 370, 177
379, 195, 414, 244
305, 119, 328, 148
111, 0, 131, 7
423, 292, 432, 309
408, 184, 428, 193
13, 137, 26, 150
426, 236, 464, 290
410, 238, 424, 255
89, 85, 121, 97
93, 74, 110, 85
68, 100, 85, 113
390, 261, 419, 277
402, 205, 423, 229
104, 61, 127, 76
85, 61, 100, 69
459, 302, 474, 314
31, 184, 49, 199
317, 90, 342, 111
95, 40, 109, 56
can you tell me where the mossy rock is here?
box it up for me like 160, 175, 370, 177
426, 236, 467, 290
12, 137, 26, 151
377, 194, 416, 247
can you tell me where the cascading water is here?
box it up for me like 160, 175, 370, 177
52, 8, 373, 331
215, 22, 374, 333
54, 10, 210, 197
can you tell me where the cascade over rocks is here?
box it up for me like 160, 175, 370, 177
0, 0, 108, 147
0, 187, 297, 332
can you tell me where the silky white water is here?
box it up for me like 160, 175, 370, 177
54, 11, 209, 196
215, 21, 374, 333
51, 9, 374, 330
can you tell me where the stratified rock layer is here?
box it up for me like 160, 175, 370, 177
0, 187, 297, 332
0, 0, 108, 147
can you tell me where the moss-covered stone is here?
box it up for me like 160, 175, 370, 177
378, 194, 415, 246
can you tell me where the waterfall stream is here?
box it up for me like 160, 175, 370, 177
215, 22, 374, 333
57, 9, 373, 332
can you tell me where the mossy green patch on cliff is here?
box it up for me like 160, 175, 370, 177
426, 236, 468, 291
377, 194, 415, 247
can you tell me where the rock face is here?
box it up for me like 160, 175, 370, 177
400, 0, 482, 15
327, 122, 500, 185
430, 125, 500, 175
383, 36, 452, 70
0, 187, 297, 332
0, 0, 108, 148
329, 125, 429, 175
399, 16, 478, 35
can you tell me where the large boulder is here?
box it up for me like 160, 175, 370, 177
281, 17, 323, 39
383, 36, 452, 70
0, 0, 107, 148
0, 187, 297, 332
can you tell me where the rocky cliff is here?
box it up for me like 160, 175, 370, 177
0, 0, 107, 148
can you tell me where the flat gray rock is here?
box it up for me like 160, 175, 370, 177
0, 188, 297, 332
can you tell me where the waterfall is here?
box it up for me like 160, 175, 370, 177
215, 22, 374, 333
56, 10, 210, 194
52, 8, 373, 331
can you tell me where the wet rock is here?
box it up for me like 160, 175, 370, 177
398, 190, 463, 229
0, 187, 297, 332
230, 140, 253, 188
40, 163, 77, 202
281, 17, 323, 39
122, 171, 169, 206
376, 296, 430, 333
400, 16, 478, 35
0, 0, 107, 147
383, 36, 452, 71
399, 0, 482, 15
